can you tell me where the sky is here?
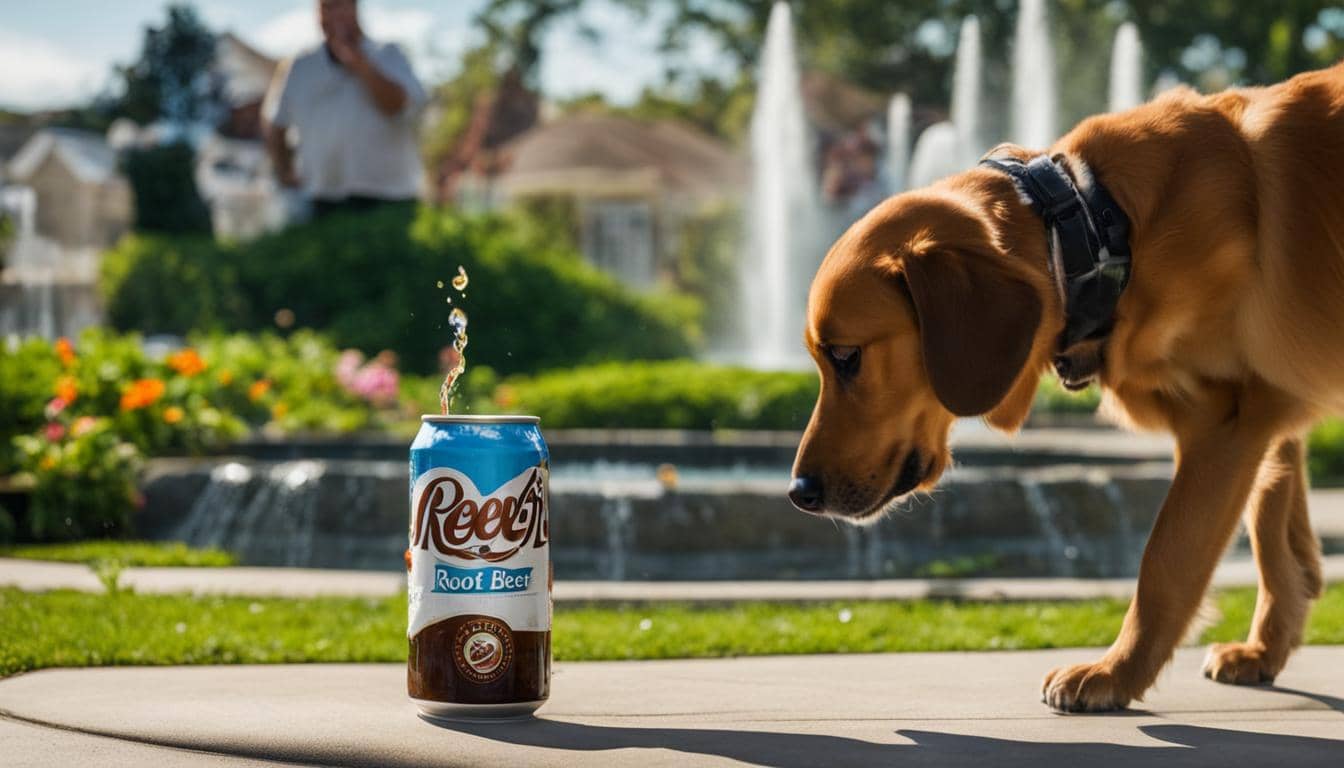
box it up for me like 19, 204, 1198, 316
0, 0, 734, 112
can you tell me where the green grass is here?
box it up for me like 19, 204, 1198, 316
0, 541, 236, 568
2, 584, 1342, 678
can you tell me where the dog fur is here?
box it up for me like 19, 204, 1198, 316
792, 64, 1339, 711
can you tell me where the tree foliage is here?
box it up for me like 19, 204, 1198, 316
113, 3, 219, 125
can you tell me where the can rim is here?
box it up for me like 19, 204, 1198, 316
420, 414, 541, 424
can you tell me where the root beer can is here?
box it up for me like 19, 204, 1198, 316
407, 415, 551, 721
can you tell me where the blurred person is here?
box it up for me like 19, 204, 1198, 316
262, 0, 426, 217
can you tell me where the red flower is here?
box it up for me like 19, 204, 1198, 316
44, 422, 66, 442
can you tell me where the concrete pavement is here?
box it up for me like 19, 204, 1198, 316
2, 648, 1342, 767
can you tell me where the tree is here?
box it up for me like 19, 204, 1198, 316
114, 4, 219, 125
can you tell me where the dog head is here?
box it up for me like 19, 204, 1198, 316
789, 173, 1056, 522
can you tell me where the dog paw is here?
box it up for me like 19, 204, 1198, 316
1202, 642, 1278, 685
1041, 662, 1132, 712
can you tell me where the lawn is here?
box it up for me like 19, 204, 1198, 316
2, 584, 1341, 678
0, 541, 236, 567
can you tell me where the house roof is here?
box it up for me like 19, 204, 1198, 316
216, 32, 279, 107
7, 128, 119, 185
497, 114, 745, 200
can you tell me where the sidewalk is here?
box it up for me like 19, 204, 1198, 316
2, 647, 1341, 767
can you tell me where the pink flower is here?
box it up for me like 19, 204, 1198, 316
351, 363, 399, 407
44, 422, 66, 442
72, 416, 98, 437
45, 397, 68, 419
335, 350, 364, 389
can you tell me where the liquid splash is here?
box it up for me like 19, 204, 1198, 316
438, 267, 469, 414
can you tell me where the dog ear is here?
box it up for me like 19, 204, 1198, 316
901, 248, 1043, 416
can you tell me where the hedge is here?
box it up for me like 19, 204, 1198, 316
101, 206, 701, 375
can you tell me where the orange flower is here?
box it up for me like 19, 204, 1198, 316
217, 369, 234, 386
163, 406, 185, 425
120, 378, 166, 411
271, 402, 289, 420
54, 375, 79, 404
54, 337, 76, 367
248, 379, 271, 402
167, 348, 207, 377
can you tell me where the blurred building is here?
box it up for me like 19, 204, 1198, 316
464, 113, 745, 287
5, 127, 133, 248
197, 32, 295, 240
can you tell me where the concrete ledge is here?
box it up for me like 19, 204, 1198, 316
2, 648, 1342, 767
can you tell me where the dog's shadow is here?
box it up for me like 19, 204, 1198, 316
439, 688, 1344, 768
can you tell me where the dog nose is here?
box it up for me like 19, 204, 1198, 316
788, 475, 824, 513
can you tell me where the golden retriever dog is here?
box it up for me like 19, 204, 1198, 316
790, 64, 1338, 711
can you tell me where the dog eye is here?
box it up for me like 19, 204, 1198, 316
827, 345, 861, 375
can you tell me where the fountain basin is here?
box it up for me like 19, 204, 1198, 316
138, 454, 1175, 580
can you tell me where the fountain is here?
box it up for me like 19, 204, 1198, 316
1011, 0, 1057, 149
740, 1, 817, 370
884, 93, 912, 194
950, 16, 983, 168
905, 16, 984, 188
1108, 22, 1144, 113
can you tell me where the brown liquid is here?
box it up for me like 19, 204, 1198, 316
408, 615, 550, 705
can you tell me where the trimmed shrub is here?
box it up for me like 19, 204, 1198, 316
101, 206, 701, 375
485, 360, 819, 430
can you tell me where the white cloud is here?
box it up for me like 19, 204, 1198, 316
0, 30, 108, 110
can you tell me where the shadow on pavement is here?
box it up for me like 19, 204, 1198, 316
445, 720, 1344, 768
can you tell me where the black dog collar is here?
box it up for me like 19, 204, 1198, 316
979, 154, 1132, 362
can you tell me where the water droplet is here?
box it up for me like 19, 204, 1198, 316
451, 265, 468, 291
638, 618, 653, 631
837, 608, 853, 623
436, 280, 444, 289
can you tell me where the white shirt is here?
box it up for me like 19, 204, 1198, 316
262, 40, 427, 201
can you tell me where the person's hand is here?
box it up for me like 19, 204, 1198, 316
328, 26, 367, 71
276, 165, 301, 189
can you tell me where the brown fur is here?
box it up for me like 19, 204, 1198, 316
794, 64, 1339, 711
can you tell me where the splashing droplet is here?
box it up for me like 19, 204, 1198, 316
435, 280, 444, 289
439, 267, 470, 414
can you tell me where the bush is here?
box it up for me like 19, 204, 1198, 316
120, 142, 212, 234
481, 360, 819, 430
101, 234, 249, 335
101, 206, 702, 375
11, 418, 143, 541
1309, 419, 1344, 485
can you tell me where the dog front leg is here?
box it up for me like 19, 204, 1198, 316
1041, 405, 1277, 712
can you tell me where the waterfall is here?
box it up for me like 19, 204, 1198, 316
741, 1, 817, 370
885, 93, 912, 194
1108, 22, 1144, 113
1011, 0, 1058, 149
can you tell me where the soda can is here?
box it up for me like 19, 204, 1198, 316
407, 415, 551, 721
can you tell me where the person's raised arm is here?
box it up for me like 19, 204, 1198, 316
329, 34, 408, 117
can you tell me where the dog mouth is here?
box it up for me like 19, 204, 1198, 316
850, 449, 932, 523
